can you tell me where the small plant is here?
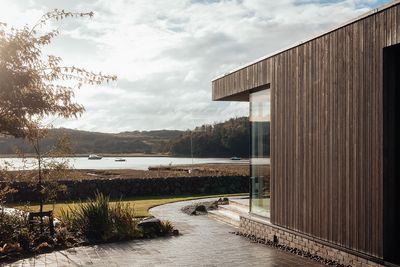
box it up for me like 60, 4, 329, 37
159, 220, 174, 235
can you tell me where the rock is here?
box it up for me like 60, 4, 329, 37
194, 205, 207, 213
172, 229, 180, 236
139, 217, 160, 225
53, 218, 61, 227
182, 201, 223, 216
188, 204, 208, 215
217, 197, 229, 205
138, 217, 162, 236
208, 202, 218, 210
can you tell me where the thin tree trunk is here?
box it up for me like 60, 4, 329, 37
35, 138, 44, 234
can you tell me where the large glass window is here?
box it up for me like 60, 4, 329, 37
250, 89, 270, 218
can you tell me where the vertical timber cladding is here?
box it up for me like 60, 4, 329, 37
212, 4, 400, 258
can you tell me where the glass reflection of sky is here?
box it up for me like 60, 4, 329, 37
250, 90, 270, 122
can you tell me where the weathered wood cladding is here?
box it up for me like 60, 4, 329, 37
212, 4, 400, 258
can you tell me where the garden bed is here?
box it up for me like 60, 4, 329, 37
0, 193, 178, 263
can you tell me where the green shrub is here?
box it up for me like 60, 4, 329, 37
60, 192, 141, 242
0, 209, 28, 245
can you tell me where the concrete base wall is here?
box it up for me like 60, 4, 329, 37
240, 215, 384, 267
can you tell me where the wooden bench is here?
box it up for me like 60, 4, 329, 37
28, 210, 54, 235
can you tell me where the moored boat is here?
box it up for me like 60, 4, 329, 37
88, 154, 102, 160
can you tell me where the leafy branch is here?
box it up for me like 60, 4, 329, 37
0, 9, 117, 138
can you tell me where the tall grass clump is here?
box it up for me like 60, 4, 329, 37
60, 192, 141, 242
159, 220, 174, 235
110, 201, 141, 240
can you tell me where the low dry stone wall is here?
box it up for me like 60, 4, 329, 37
2, 175, 249, 202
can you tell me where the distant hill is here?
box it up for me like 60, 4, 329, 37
0, 117, 250, 157
0, 128, 183, 155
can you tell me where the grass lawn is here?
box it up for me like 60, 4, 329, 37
12, 193, 248, 218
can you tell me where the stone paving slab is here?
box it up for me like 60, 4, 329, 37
5, 198, 324, 267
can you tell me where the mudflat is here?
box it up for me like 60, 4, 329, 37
0, 163, 255, 182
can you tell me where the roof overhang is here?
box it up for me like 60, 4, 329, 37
211, 0, 400, 101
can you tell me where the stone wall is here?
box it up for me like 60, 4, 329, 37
240, 215, 384, 267
2, 175, 249, 202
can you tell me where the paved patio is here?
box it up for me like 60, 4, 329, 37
8, 198, 324, 267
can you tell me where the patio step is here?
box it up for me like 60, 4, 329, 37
229, 198, 250, 209
218, 203, 248, 215
208, 208, 241, 228
207, 198, 250, 228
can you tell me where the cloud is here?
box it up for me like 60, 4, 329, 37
0, 0, 388, 132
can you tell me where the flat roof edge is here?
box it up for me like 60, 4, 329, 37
212, 0, 400, 82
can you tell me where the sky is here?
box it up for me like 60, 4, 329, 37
0, 0, 391, 132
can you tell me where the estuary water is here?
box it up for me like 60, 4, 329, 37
0, 156, 249, 171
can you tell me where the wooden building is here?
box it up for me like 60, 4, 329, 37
212, 1, 400, 266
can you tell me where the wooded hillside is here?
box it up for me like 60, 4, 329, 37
0, 117, 249, 157
168, 117, 249, 157
0, 128, 181, 155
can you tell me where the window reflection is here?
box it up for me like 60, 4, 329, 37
250, 89, 270, 218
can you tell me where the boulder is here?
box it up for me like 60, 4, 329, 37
172, 229, 180, 236
217, 197, 229, 205
195, 205, 207, 213
138, 217, 162, 236
188, 204, 208, 215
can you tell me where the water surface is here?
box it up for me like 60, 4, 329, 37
0, 157, 250, 171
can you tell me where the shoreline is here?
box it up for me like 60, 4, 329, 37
0, 154, 248, 159
0, 153, 170, 158
0, 163, 253, 181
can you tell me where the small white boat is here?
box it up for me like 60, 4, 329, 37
88, 154, 102, 160
230, 156, 242, 161
115, 158, 126, 162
